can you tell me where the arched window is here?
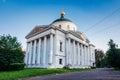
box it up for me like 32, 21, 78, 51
67, 25, 70, 29
59, 25, 61, 29
73, 27, 75, 31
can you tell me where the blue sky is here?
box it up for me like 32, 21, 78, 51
0, 0, 120, 52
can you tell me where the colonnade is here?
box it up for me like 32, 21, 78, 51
66, 38, 90, 67
25, 34, 93, 68
25, 34, 54, 67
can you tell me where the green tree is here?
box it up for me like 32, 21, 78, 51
0, 34, 25, 71
95, 49, 105, 67
0, 34, 21, 50
106, 39, 120, 68
108, 39, 117, 49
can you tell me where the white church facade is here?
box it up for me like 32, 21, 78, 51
24, 12, 95, 68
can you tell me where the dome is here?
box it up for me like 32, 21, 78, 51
51, 11, 77, 31
52, 17, 72, 23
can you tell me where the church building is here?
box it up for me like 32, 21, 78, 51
24, 12, 95, 68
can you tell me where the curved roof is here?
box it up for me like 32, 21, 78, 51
52, 11, 72, 23
52, 17, 72, 23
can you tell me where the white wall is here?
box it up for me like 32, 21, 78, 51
89, 45, 95, 67
54, 30, 66, 68
52, 21, 77, 31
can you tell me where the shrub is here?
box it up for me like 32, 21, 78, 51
63, 64, 72, 69
9, 63, 25, 70
90, 66, 96, 69
0, 49, 25, 71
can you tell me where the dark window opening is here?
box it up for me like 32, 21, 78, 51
60, 42, 62, 51
59, 59, 62, 65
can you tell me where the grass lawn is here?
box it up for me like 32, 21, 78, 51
114, 68, 120, 70
0, 68, 91, 80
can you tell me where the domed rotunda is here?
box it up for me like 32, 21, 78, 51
51, 11, 77, 31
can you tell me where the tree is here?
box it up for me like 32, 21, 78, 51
108, 39, 117, 49
95, 49, 105, 67
106, 39, 120, 68
0, 34, 21, 50
0, 34, 25, 71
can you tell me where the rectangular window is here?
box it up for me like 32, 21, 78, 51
59, 59, 62, 65
60, 42, 62, 52
67, 25, 70, 29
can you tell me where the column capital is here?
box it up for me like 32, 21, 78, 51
50, 29, 55, 34
50, 33, 54, 35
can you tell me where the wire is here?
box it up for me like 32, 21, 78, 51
85, 8, 120, 32
89, 22, 120, 37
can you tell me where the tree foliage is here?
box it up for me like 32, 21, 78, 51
0, 49, 25, 71
108, 39, 118, 49
95, 49, 105, 67
106, 39, 120, 68
0, 34, 25, 71
0, 34, 21, 50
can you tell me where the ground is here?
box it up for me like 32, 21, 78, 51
23, 68, 120, 80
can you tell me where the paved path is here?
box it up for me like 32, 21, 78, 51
24, 68, 120, 80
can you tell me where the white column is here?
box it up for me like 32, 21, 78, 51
87, 46, 89, 66
37, 38, 41, 64
54, 34, 57, 67
65, 38, 68, 65
77, 42, 79, 66
49, 34, 53, 64
73, 40, 75, 66
28, 42, 32, 65
87, 46, 90, 66
32, 40, 36, 64
68, 38, 71, 64
79, 44, 82, 65
75, 44, 77, 65
84, 46, 86, 65
25, 42, 28, 64
90, 46, 92, 66
86, 46, 88, 66
43, 36, 46, 65
89, 46, 92, 66
28, 43, 30, 64
66, 38, 68, 64
86, 46, 87, 65
82, 45, 85, 66
67, 38, 69, 64
85, 46, 87, 66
